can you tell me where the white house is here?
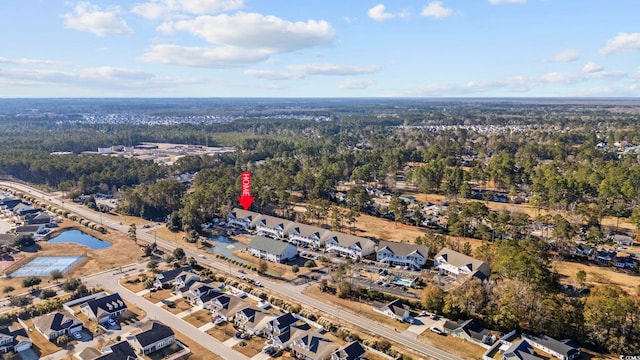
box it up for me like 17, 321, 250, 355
255, 215, 294, 239
33, 312, 82, 341
227, 208, 262, 229
521, 333, 581, 360
612, 234, 634, 246
433, 247, 491, 280
290, 330, 340, 360
247, 235, 298, 263
372, 299, 411, 322
234, 306, 276, 336
0, 327, 31, 354
210, 294, 249, 322
79, 293, 127, 323
287, 223, 332, 249
376, 241, 429, 270
324, 233, 375, 259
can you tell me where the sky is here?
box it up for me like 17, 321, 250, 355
0, 0, 639, 98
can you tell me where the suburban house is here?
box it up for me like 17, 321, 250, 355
612, 234, 634, 246
272, 323, 312, 350
372, 299, 411, 322
614, 256, 637, 269
128, 321, 175, 355
324, 233, 375, 259
183, 282, 221, 305
247, 235, 298, 263
80, 293, 127, 323
234, 306, 276, 336
287, 223, 332, 249
594, 249, 617, 264
172, 272, 202, 295
84, 340, 138, 360
227, 208, 262, 230
0, 326, 31, 354
376, 241, 429, 270
291, 330, 341, 360
503, 339, 544, 360
33, 312, 83, 340
521, 334, 581, 360
12, 203, 39, 217
153, 267, 193, 289
569, 244, 593, 257
0, 197, 21, 212
23, 212, 52, 225
433, 248, 491, 280
442, 319, 495, 345
255, 215, 293, 239
210, 294, 249, 322
265, 313, 299, 339
331, 341, 366, 360
14, 224, 47, 238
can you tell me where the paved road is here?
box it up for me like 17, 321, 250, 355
82, 264, 250, 360
0, 181, 461, 360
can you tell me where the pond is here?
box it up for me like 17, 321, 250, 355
206, 235, 249, 265
48, 229, 112, 250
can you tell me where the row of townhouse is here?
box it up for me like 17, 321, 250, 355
0, 194, 55, 240
228, 208, 430, 269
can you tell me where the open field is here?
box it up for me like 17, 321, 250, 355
554, 260, 640, 295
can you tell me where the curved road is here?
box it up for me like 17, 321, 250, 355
1, 181, 461, 360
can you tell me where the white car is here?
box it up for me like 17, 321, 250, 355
107, 318, 117, 327
254, 281, 263, 287
198, 254, 206, 258
430, 327, 443, 335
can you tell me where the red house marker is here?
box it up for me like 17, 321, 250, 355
237, 171, 255, 210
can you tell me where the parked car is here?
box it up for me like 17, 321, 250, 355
238, 269, 246, 274
73, 332, 82, 340
107, 318, 117, 327
198, 254, 206, 258
430, 327, 443, 335
213, 317, 224, 326
254, 281, 263, 287
263, 345, 275, 354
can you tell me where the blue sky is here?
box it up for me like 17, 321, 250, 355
1, 0, 639, 97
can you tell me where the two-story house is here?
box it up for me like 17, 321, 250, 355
183, 282, 221, 305
521, 333, 581, 360
287, 224, 332, 250
376, 241, 429, 270
330, 341, 366, 360
152, 267, 193, 289
226, 208, 262, 230
172, 272, 202, 296
210, 294, 249, 322
265, 313, 299, 339
372, 299, 411, 322
247, 235, 298, 263
290, 330, 340, 360
433, 247, 491, 280
324, 233, 375, 259
234, 306, 276, 336
255, 215, 294, 239
0, 326, 31, 354
80, 293, 127, 323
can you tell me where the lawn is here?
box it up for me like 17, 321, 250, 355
232, 335, 267, 358
206, 322, 236, 342
174, 335, 223, 360
417, 330, 487, 360
162, 297, 192, 315
302, 283, 411, 331
143, 288, 174, 303
182, 309, 211, 328
20, 319, 63, 358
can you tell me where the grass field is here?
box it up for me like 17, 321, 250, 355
417, 330, 487, 360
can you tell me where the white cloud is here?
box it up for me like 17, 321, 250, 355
582, 62, 603, 73
368, 4, 394, 21
339, 79, 374, 90
585, 70, 626, 80
489, 0, 526, 4
131, 0, 244, 20
0, 56, 69, 66
599, 32, 640, 56
244, 63, 381, 80
162, 13, 335, 52
63, 2, 133, 36
0, 66, 198, 89
367, 4, 409, 21
541, 72, 579, 84
421, 2, 453, 19
139, 44, 272, 67
545, 49, 580, 63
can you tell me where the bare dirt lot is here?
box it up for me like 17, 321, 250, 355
554, 260, 640, 295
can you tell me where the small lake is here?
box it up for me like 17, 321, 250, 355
206, 235, 248, 265
48, 230, 112, 250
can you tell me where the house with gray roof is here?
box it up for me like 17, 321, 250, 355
128, 321, 175, 355
90, 341, 138, 360
521, 334, 581, 360
287, 223, 332, 249
33, 312, 82, 340
227, 208, 262, 229
234, 306, 276, 336
210, 294, 249, 322
290, 330, 340, 360
372, 299, 411, 322
247, 235, 298, 263
80, 293, 127, 323
325, 233, 375, 259
612, 234, 633, 246
0, 326, 32, 354
442, 319, 495, 345
255, 215, 294, 239
331, 341, 366, 360
152, 267, 193, 289
272, 323, 312, 350
503, 339, 544, 360
376, 241, 429, 270
434, 247, 491, 280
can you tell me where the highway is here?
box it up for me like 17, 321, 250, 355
0, 181, 461, 360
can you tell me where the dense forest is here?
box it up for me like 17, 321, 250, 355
1, 99, 640, 353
